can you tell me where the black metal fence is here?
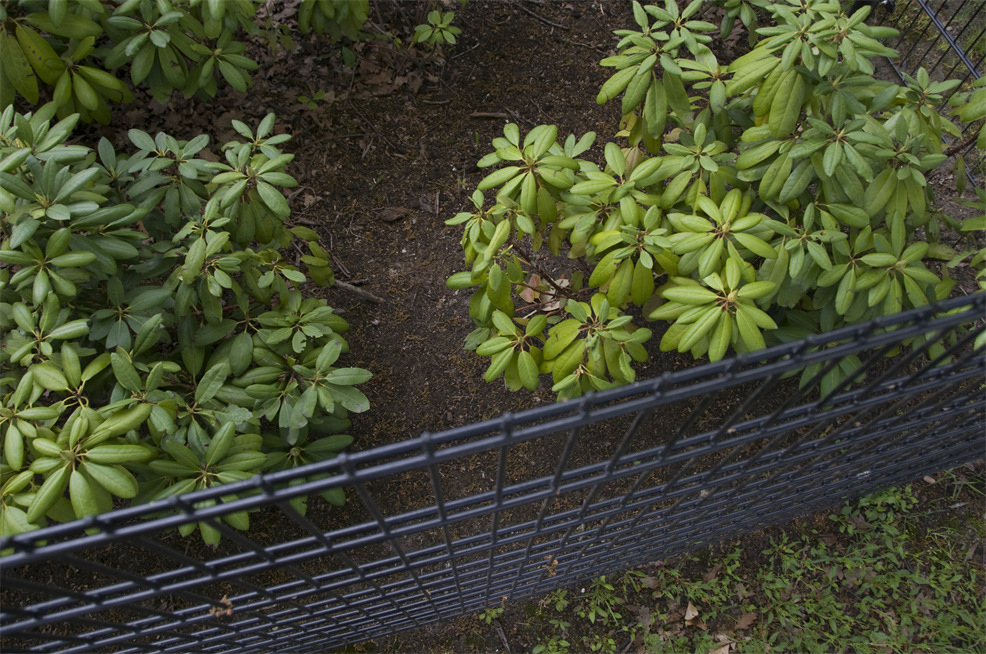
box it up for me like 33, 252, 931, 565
2, 292, 984, 653
874, 0, 985, 183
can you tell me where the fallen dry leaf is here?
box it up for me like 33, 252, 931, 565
684, 601, 699, 621
702, 562, 723, 582
710, 645, 731, 654
735, 611, 757, 630
375, 207, 410, 223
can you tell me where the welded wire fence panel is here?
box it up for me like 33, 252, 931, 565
875, 0, 985, 182
1, 293, 984, 653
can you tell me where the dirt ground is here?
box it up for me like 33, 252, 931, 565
16, 0, 983, 651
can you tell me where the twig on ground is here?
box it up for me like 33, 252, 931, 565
506, 107, 535, 126
347, 100, 401, 152
335, 280, 384, 304
470, 112, 509, 119
571, 40, 610, 56
448, 40, 483, 62
516, 2, 569, 29
493, 621, 511, 653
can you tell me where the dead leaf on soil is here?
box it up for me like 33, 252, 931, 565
702, 562, 722, 582
209, 594, 233, 617
519, 274, 540, 303
633, 605, 653, 631
375, 207, 411, 222
685, 602, 708, 631
735, 611, 757, 630
709, 645, 731, 654
685, 601, 708, 629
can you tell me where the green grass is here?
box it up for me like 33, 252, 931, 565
482, 467, 985, 654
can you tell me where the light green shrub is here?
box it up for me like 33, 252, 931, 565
448, 0, 984, 400
0, 105, 368, 543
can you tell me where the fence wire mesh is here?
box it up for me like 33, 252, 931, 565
2, 292, 984, 653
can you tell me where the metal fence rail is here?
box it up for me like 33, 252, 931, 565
2, 292, 984, 653
875, 0, 985, 184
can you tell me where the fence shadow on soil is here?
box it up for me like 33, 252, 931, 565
1, 293, 984, 653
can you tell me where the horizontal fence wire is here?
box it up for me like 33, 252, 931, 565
1, 292, 984, 653
875, 0, 985, 185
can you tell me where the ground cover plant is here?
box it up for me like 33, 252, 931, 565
447, 0, 985, 400
498, 470, 984, 654
363, 466, 983, 652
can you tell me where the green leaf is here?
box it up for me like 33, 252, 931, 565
69, 469, 100, 519
662, 286, 717, 305
82, 462, 138, 499
111, 349, 143, 393
86, 444, 155, 465
491, 310, 519, 336
256, 179, 290, 217
325, 383, 370, 413
477, 336, 513, 356
196, 362, 230, 404
315, 340, 343, 372
30, 363, 69, 391
734, 304, 766, 351
206, 422, 236, 467
805, 240, 832, 270
678, 305, 720, 352
708, 313, 732, 362
477, 166, 522, 191
88, 403, 152, 445
27, 464, 70, 523
736, 281, 776, 300
732, 233, 777, 259
517, 350, 539, 391
551, 340, 586, 380
485, 347, 515, 382
324, 368, 372, 385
